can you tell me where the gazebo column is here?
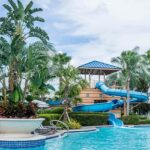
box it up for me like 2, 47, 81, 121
103, 72, 106, 82
98, 70, 101, 82
89, 72, 91, 88
84, 70, 86, 80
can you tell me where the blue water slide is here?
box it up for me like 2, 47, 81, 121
96, 82, 148, 102
108, 113, 124, 127
73, 82, 148, 127
73, 82, 148, 112
73, 101, 113, 112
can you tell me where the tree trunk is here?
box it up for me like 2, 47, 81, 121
9, 64, 14, 94
126, 77, 130, 116
63, 106, 68, 121
63, 86, 71, 122
2, 78, 7, 106
59, 77, 63, 89
23, 79, 28, 101
124, 98, 127, 115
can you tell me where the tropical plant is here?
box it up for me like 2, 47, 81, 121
111, 49, 147, 115
55, 57, 88, 121
52, 53, 71, 88
133, 103, 150, 115
21, 41, 55, 100
66, 119, 81, 129
0, 0, 54, 118
0, 0, 49, 101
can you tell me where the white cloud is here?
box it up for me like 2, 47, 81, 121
33, 0, 53, 10
2, 0, 149, 67
50, 0, 150, 66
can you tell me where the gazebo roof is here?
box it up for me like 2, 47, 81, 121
78, 60, 120, 75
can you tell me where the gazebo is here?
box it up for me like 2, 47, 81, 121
78, 60, 120, 87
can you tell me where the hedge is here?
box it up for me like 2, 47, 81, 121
39, 113, 150, 126
38, 107, 64, 114
38, 113, 109, 126
122, 115, 140, 125
122, 115, 150, 125
38, 114, 61, 126
70, 113, 108, 126
70, 112, 108, 115
139, 119, 150, 124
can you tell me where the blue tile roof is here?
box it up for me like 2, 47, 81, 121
78, 60, 120, 70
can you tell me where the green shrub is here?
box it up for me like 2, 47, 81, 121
122, 115, 140, 125
38, 114, 61, 126
38, 107, 64, 114
139, 119, 150, 124
71, 112, 108, 115
39, 112, 109, 126
139, 116, 147, 120
51, 107, 64, 114
70, 113, 108, 126
67, 119, 81, 129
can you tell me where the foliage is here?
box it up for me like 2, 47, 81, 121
38, 107, 65, 114
52, 53, 71, 67
53, 53, 88, 121
21, 41, 55, 100
122, 114, 150, 125
66, 119, 81, 129
0, 0, 55, 118
133, 103, 150, 115
55, 65, 88, 105
111, 49, 142, 89
38, 114, 61, 126
110, 48, 150, 115
139, 119, 150, 124
70, 113, 108, 126
38, 112, 109, 126
0, 102, 37, 118
122, 115, 140, 125
72, 97, 82, 106
108, 48, 150, 92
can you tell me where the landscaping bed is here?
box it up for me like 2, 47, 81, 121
122, 115, 150, 125
38, 108, 109, 126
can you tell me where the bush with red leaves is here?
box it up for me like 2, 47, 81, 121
0, 102, 38, 118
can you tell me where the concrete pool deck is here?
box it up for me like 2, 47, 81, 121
0, 126, 97, 142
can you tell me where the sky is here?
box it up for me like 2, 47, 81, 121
1, 0, 150, 67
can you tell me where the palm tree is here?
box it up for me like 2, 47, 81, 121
53, 53, 71, 89
55, 65, 88, 121
111, 49, 141, 115
0, 0, 49, 96
21, 41, 55, 100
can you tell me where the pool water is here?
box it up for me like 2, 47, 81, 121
45, 127, 150, 150
1, 127, 150, 150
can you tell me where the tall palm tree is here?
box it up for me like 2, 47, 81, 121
55, 61, 88, 121
111, 49, 141, 115
0, 0, 49, 96
53, 53, 71, 89
21, 41, 55, 100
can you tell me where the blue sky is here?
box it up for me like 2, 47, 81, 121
1, 0, 150, 66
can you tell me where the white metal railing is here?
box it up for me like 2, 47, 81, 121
50, 120, 69, 133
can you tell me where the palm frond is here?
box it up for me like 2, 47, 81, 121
3, 4, 12, 12
29, 27, 49, 43
17, 0, 24, 10
8, 0, 18, 10
25, 1, 33, 13
29, 8, 43, 14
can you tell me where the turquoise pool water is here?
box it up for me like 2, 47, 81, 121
45, 127, 150, 150
1, 127, 150, 150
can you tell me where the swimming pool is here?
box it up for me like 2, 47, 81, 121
1, 126, 150, 150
